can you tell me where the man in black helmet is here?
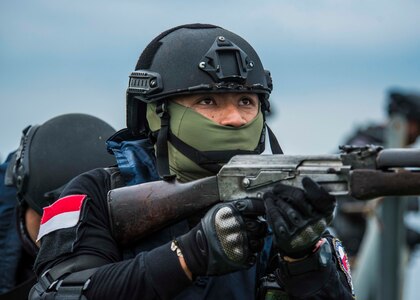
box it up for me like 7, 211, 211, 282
0, 114, 116, 300
343, 91, 420, 147
31, 24, 354, 299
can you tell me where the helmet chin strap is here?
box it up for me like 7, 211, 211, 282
266, 125, 283, 154
155, 101, 176, 180
154, 101, 283, 181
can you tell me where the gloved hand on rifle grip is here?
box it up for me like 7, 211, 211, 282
264, 177, 336, 259
176, 198, 268, 276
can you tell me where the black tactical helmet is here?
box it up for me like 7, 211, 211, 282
387, 90, 420, 121
126, 23, 273, 136
6, 113, 116, 215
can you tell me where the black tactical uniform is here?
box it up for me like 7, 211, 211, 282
33, 139, 354, 299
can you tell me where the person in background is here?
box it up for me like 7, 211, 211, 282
0, 153, 20, 295
333, 90, 420, 260
344, 91, 420, 147
0, 113, 116, 300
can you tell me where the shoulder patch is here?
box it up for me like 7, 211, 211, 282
37, 194, 87, 241
333, 238, 355, 296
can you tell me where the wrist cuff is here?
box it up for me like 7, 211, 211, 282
176, 223, 208, 276
145, 241, 191, 299
276, 239, 334, 297
279, 238, 330, 276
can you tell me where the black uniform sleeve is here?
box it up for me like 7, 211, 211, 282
272, 233, 355, 299
34, 169, 191, 300
85, 241, 191, 299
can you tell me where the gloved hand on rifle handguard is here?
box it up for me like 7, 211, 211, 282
175, 198, 268, 277
264, 177, 336, 259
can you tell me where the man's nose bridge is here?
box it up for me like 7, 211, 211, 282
220, 102, 245, 126
222, 102, 240, 117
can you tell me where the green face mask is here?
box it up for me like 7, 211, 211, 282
147, 101, 264, 182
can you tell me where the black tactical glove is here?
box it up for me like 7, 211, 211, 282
176, 198, 268, 276
264, 177, 336, 258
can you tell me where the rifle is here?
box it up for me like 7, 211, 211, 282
108, 145, 420, 245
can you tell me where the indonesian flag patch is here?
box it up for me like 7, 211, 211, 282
37, 194, 87, 241
333, 238, 355, 296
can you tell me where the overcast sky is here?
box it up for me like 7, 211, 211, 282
1, 0, 420, 159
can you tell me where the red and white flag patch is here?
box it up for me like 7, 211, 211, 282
37, 194, 87, 241
333, 238, 355, 296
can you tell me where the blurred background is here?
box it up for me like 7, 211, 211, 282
1, 1, 420, 299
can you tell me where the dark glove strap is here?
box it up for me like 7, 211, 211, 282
176, 223, 208, 276
278, 240, 332, 277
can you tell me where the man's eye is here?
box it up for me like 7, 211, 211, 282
198, 98, 215, 105
239, 98, 253, 106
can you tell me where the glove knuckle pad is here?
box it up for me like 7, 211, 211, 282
235, 198, 265, 215
214, 206, 247, 262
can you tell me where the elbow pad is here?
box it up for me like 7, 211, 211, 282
29, 255, 108, 300
30, 268, 97, 300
